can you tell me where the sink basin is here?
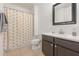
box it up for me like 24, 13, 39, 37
43, 32, 79, 42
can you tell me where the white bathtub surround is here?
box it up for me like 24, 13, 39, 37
43, 32, 79, 42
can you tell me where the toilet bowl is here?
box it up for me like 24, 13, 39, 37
32, 39, 41, 50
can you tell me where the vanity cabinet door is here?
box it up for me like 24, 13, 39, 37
54, 44, 58, 56
54, 44, 79, 56
54, 38, 79, 56
42, 40, 53, 56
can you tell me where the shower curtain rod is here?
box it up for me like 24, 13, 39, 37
3, 6, 33, 14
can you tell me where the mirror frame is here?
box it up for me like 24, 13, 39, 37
53, 3, 76, 25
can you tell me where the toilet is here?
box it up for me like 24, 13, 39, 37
32, 39, 41, 50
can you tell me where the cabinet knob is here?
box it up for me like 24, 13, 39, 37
50, 44, 53, 46
55, 45, 57, 47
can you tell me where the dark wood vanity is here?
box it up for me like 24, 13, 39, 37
42, 35, 79, 56
42, 3, 78, 56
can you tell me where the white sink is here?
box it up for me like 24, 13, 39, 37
43, 32, 79, 42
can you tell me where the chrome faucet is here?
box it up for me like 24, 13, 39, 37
59, 29, 64, 34
72, 29, 77, 36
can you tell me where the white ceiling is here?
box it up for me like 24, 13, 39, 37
11, 3, 34, 10
10, 3, 55, 10
7, 3, 55, 13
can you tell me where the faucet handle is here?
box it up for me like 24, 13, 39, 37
72, 28, 77, 36
72, 32, 77, 36
59, 29, 64, 34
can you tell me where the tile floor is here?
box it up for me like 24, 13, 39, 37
4, 48, 44, 56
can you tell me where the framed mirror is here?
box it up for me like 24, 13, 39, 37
53, 3, 76, 25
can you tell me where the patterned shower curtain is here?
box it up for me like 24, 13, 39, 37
3, 7, 33, 50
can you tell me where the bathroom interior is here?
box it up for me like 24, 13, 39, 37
0, 3, 79, 56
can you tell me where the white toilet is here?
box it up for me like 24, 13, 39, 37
32, 39, 41, 50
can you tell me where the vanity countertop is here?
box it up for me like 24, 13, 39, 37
42, 32, 79, 42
